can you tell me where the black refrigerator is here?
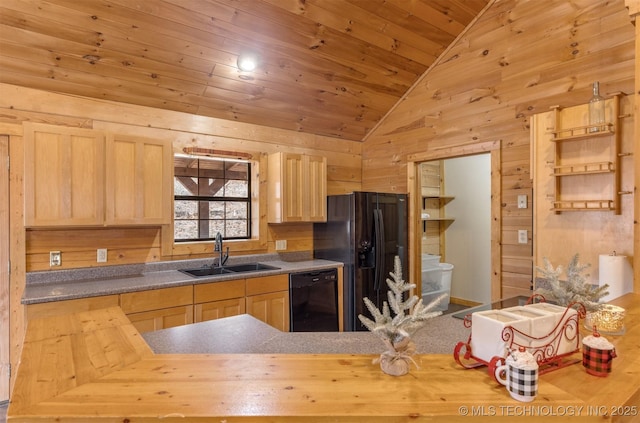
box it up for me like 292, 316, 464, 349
313, 192, 408, 331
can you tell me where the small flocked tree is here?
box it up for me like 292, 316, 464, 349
358, 256, 447, 375
535, 253, 609, 312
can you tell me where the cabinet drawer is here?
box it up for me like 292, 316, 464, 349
120, 285, 193, 314
246, 274, 289, 296
194, 298, 246, 323
194, 279, 245, 304
26, 295, 119, 320
126, 305, 194, 333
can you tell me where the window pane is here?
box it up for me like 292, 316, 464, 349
174, 200, 198, 219
225, 180, 248, 197
199, 160, 224, 178
226, 201, 247, 219
174, 157, 199, 177
208, 201, 225, 219
199, 177, 224, 197
208, 220, 225, 238
174, 177, 198, 196
174, 220, 198, 240
174, 157, 251, 242
227, 162, 249, 180
226, 220, 248, 237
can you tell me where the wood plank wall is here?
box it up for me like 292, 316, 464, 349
361, 0, 636, 300
0, 82, 363, 273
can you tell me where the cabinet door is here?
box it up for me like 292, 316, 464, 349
24, 123, 105, 226
268, 152, 304, 223
305, 155, 327, 222
194, 298, 246, 323
105, 134, 172, 225
267, 153, 327, 223
194, 279, 246, 323
126, 305, 194, 333
246, 290, 290, 332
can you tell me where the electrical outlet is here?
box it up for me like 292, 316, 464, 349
275, 240, 287, 251
517, 194, 528, 209
49, 251, 61, 267
518, 230, 528, 244
97, 248, 108, 263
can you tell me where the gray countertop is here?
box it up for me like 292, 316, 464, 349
23, 254, 343, 304
142, 313, 468, 355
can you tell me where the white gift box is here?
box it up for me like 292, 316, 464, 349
470, 310, 531, 363
502, 306, 557, 346
524, 303, 579, 355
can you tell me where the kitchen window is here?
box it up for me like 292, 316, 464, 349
173, 156, 251, 242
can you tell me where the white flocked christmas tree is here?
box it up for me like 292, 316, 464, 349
535, 253, 609, 312
358, 256, 447, 375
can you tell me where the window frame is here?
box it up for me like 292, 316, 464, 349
162, 153, 268, 257
173, 156, 252, 242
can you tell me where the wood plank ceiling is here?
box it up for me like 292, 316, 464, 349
0, 0, 490, 141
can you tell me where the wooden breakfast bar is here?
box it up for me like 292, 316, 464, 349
7, 294, 640, 422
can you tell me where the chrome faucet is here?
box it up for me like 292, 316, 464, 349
214, 232, 229, 267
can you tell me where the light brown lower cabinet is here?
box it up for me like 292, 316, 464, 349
245, 290, 290, 332
195, 298, 246, 322
25, 273, 296, 334
125, 305, 194, 333
194, 279, 246, 323
245, 274, 290, 332
120, 285, 194, 333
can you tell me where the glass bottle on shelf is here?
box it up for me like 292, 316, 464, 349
588, 81, 605, 133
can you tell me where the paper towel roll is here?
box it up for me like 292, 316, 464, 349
599, 254, 633, 302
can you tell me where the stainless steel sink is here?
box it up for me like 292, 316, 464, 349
223, 263, 280, 272
179, 262, 280, 278
178, 267, 234, 277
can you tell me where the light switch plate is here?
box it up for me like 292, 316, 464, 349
517, 194, 528, 209
518, 230, 528, 244
49, 251, 61, 267
97, 248, 108, 263
275, 240, 287, 251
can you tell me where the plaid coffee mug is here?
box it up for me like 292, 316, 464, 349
495, 363, 538, 402
582, 344, 617, 376
582, 329, 616, 377
495, 347, 538, 402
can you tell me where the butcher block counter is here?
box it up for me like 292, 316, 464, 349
8, 294, 640, 422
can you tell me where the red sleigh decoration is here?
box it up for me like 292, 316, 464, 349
453, 294, 587, 380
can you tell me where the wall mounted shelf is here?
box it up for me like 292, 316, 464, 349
549, 93, 623, 214
419, 162, 455, 258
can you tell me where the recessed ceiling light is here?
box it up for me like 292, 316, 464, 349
237, 53, 258, 72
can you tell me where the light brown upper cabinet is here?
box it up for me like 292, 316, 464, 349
105, 134, 172, 225
267, 152, 327, 223
24, 123, 172, 227
24, 123, 106, 227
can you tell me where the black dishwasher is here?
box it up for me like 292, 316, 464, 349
289, 268, 339, 332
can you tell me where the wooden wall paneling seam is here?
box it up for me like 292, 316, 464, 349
8, 131, 25, 395
637, 24, 640, 293
0, 135, 9, 402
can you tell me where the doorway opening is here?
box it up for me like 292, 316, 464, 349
407, 140, 502, 306
433, 154, 491, 305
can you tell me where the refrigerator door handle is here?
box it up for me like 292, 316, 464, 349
373, 209, 385, 291
378, 208, 385, 290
